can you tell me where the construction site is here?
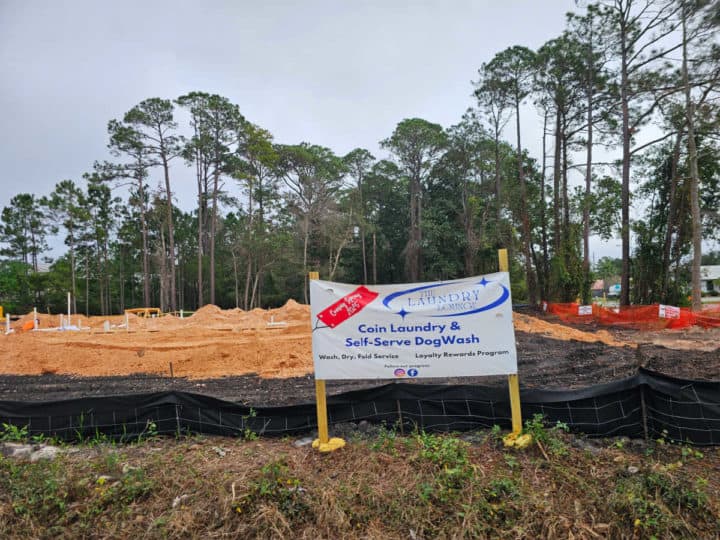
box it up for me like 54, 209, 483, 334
2, 301, 719, 405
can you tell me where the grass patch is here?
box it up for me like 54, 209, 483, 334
0, 430, 718, 538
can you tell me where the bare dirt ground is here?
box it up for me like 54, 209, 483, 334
1, 302, 719, 404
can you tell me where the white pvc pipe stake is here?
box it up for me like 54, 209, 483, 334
125, 312, 129, 332
67, 291, 71, 319
33, 308, 38, 330
5, 314, 9, 334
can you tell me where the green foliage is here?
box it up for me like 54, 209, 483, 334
486, 477, 519, 501
233, 458, 309, 520
413, 432, 473, 504
242, 408, 258, 441
0, 423, 29, 442
589, 176, 622, 241
381, 118, 447, 281
0, 260, 33, 313
612, 469, 710, 537
548, 249, 583, 302
1, 457, 69, 521
136, 420, 158, 444
594, 256, 622, 284
91, 466, 155, 511
523, 413, 569, 456
369, 424, 399, 454
414, 431, 469, 469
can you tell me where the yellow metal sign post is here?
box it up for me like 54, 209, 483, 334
497, 249, 532, 449
309, 271, 346, 453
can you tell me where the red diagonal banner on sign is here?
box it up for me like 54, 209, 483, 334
316, 286, 379, 328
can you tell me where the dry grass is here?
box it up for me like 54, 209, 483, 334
0, 429, 718, 539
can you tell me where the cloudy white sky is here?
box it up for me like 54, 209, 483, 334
2, 1, 627, 259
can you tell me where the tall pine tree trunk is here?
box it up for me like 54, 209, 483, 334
539, 110, 549, 300
494, 127, 502, 246
552, 111, 562, 252
661, 132, 682, 300
682, 14, 702, 311
69, 232, 77, 314
161, 155, 177, 312
406, 173, 422, 282
583, 80, 594, 304
138, 179, 150, 307
210, 171, 219, 306
515, 97, 536, 305
303, 214, 310, 304
196, 181, 204, 307
620, 27, 631, 307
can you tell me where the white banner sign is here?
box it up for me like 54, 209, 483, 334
578, 305, 593, 316
310, 273, 518, 380
658, 304, 680, 319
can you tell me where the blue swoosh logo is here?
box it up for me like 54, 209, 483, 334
382, 282, 450, 309
382, 278, 509, 318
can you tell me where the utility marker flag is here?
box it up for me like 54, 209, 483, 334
310, 273, 518, 380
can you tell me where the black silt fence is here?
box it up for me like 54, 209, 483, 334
0, 369, 718, 445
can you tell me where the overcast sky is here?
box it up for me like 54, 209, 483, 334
2, 1, 630, 259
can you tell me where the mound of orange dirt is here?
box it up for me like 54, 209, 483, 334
512, 313, 633, 348
1, 305, 641, 380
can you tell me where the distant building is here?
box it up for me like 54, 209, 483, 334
591, 279, 604, 298
607, 283, 621, 297
700, 266, 720, 293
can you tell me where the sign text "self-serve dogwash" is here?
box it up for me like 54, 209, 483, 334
309, 273, 518, 379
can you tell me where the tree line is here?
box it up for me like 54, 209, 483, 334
1, 0, 719, 315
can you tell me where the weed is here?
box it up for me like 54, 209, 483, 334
612, 469, 709, 537
87, 428, 111, 447
242, 408, 259, 441
233, 458, 309, 521
86, 465, 155, 522
414, 431, 469, 470
102, 452, 121, 473
413, 432, 473, 504
486, 477, 519, 501
503, 453, 519, 469
680, 445, 704, 460
1, 422, 29, 442
74, 412, 87, 443
523, 414, 569, 457
1, 457, 69, 521
136, 420, 158, 444
369, 424, 398, 454
488, 424, 504, 445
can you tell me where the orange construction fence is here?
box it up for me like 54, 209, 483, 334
545, 302, 720, 330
